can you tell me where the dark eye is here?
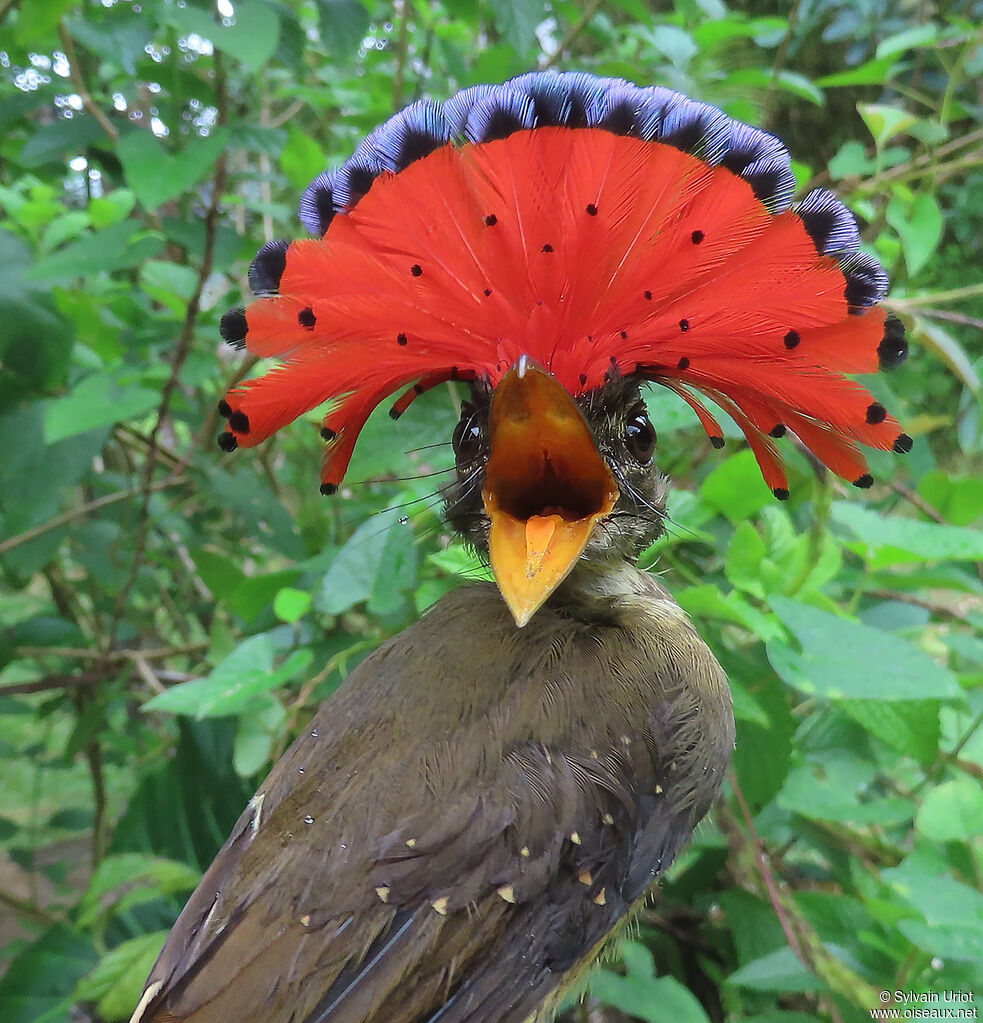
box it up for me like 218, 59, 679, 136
625, 410, 656, 464
453, 407, 482, 461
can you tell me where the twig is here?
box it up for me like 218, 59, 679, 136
0, 670, 106, 696
392, 0, 411, 111
728, 770, 808, 963
85, 732, 108, 867
543, 0, 604, 69
107, 47, 229, 648
14, 641, 209, 662
0, 476, 186, 557
763, 0, 802, 123
886, 281, 983, 308
0, 886, 61, 927
888, 481, 946, 523
886, 306, 983, 331
866, 588, 976, 622
58, 21, 119, 143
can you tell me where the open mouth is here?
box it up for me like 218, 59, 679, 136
481, 361, 620, 627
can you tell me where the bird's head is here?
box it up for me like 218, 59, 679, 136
213, 73, 910, 628
445, 360, 666, 624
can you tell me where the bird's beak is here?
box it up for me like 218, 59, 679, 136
482, 361, 620, 628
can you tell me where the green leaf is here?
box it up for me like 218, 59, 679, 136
315, 0, 370, 58
727, 947, 826, 992
281, 125, 329, 191
815, 56, 899, 87
875, 23, 939, 58
700, 449, 774, 523
143, 635, 312, 718
832, 502, 983, 566
726, 521, 767, 598
487, 0, 546, 53
318, 509, 417, 617
222, 0, 281, 70
118, 128, 230, 210
678, 584, 782, 642
858, 103, 918, 148
43, 373, 159, 444
916, 777, 983, 842
78, 854, 200, 928
233, 694, 286, 777
884, 857, 983, 962
589, 941, 710, 1022
778, 753, 914, 824
65, 12, 149, 74
767, 597, 962, 701
648, 24, 699, 66
887, 193, 943, 276
274, 587, 312, 623
75, 931, 168, 1022
140, 260, 199, 317
16, 114, 108, 168
913, 317, 981, 395
839, 699, 939, 762
0, 924, 97, 1023
26, 218, 164, 282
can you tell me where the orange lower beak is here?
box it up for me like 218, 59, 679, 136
482, 361, 620, 627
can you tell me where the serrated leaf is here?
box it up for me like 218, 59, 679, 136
916, 777, 983, 842
589, 941, 710, 1022
832, 502, 983, 566
839, 699, 939, 762
274, 587, 312, 623
778, 753, 914, 824
75, 931, 168, 1021
858, 103, 917, 148
887, 193, 942, 276
43, 373, 159, 443
222, 0, 280, 70
118, 128, 229, 210
767, 597, 962, 701
727, 947, 826, 993
77, 854, 200, 928
143, 635, 312, 718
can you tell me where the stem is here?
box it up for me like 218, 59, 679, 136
58, 21, 119, 143
543, 0, 603, 69
107, 47, 229, 649
0, 477, 186, 556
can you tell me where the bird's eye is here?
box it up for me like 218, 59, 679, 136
453, 408, 482, 461
625, 411, 656, 464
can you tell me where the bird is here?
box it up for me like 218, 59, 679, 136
130, 71, 910, 1023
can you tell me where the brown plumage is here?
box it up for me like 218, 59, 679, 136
133, 377, 734, 1023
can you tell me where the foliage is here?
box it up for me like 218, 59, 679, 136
0, 1, 981, 1021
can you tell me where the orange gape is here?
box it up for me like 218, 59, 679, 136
216, 78, 909, 498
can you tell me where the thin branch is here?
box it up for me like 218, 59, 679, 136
0, 476, 186, 557
14, 641, 209, 662
866, 588, 977, 623
107, 48, 229, 648
889, 481, 946, 523
763, 0, 802, 123
887, 281, 983, 308
392, 0, 411, 111
543, 0, 604, 69
58, 21, 119, 143
887, 306, 983, 331
0, 886, 61, 927
728, 770, 808, 963
0, 670, 105, 697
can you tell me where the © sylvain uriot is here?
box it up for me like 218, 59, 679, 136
130, 71, 909, 1023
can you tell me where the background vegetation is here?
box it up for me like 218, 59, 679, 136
1, 1, 982, 1020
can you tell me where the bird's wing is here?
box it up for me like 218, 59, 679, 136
134, 727, 685, 1023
